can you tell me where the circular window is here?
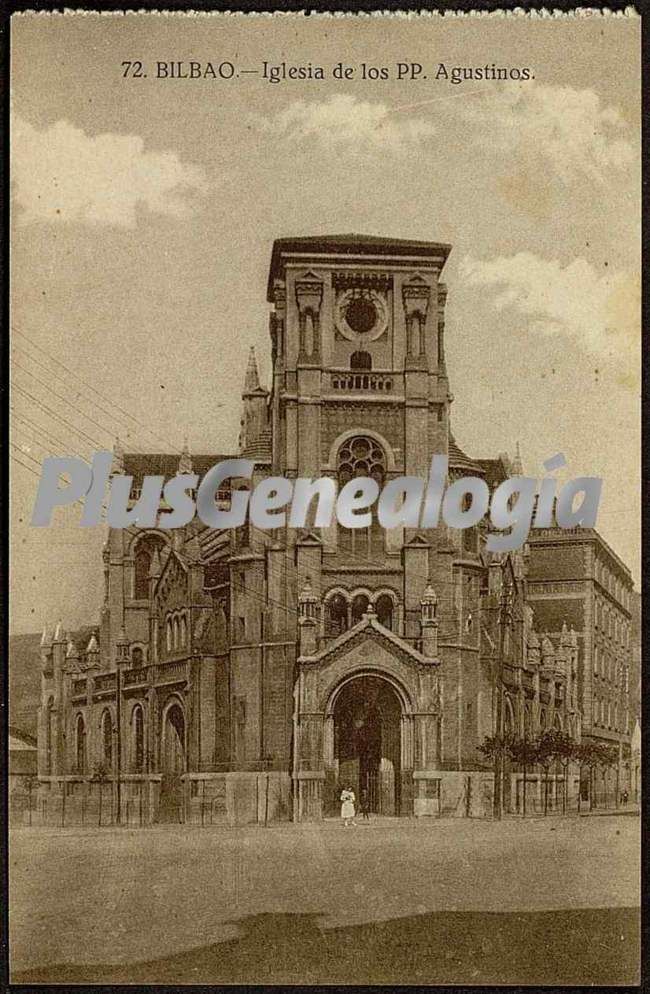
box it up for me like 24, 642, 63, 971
345, 297, 377, 335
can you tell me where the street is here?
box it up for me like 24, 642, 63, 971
10, 813, 640, 985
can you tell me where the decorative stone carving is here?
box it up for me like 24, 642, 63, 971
334, 288, 388, 343
402, 275, 431, 357
295, 273, 323, 360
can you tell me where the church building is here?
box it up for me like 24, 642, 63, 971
36, 234, 624, 824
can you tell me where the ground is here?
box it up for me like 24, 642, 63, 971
10, 813, 640, 985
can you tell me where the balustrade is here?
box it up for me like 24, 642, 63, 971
330, 371, 395, 393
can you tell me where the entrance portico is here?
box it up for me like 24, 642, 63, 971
293, 596, 442, 821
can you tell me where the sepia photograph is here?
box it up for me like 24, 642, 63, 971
8, 8, 641, 986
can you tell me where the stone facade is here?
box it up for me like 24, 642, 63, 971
526, 527, 635, 783
35, 234, 635, 823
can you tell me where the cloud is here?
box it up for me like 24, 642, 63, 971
258, 94, 435, 153
12, 114, 208, 226
462, 83, 635, 184
459, 251, 640, 362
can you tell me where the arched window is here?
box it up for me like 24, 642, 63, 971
166, 617, 173, 652
173, 616, 180, 649
131, 646, 144, 668
524, 705, 532, 736
326, 594, 348, 637
337, 436, 385, 557
350, 350, 372, 371
133, 535, 166, 600
376, 594, 394, 630
351, 593, 370, 626
75, 714, 87, 774
101, 709, 113, 768
132, 705, 145, 773
180, 614, 188, 647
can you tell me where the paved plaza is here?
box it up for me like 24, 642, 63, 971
10, 813, 640, 985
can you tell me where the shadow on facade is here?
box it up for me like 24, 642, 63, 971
12, 906, 639, 986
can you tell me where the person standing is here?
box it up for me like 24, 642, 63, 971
340, 786, 356, 826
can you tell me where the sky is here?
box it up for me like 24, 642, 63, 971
10, 11, 641, 634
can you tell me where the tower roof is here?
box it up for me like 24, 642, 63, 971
268, 233, 452, 300
448, 434, 485, 475
243, 346, 264, 395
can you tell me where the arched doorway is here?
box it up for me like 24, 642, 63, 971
332, 675, 402, 816
159, 700, 185, 822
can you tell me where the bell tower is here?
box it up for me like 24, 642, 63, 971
267, 233, 453, 491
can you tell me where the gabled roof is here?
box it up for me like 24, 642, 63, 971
240, 428, 272, 462
268, 233, 452, 299
300, 612, 435, 666
448, 435, 485, 475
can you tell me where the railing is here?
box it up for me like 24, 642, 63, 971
123, 666, 149, 687
71, 678, 87, 698
94, 673, 116, 693
331, 371, 395, 393
155, 659, 188, 685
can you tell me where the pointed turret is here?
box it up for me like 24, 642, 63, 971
511, 441, 523, 475
560, 621, 571, 647
243, 345, 261, 396
39, 624, 54, 674
527, 629, 541, 668
53, 621, 66, 644
115, 626, 130, 667
85, 633, 100, 670
65, 639, 81, 671
541, 635, 555, 670
240, 345, 270, 456
178, 436, 192, 475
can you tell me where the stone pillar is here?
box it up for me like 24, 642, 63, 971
420, 583, 439, 658
297, 578, 319, 658
51, 622, 67, 776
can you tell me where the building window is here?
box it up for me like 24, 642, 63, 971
101, 709, 113, 768
131, 646, 144, 668
351, 593, 370, 625
166, 617, 173, 652
180, 614, 188, 647
326, 593, 348, 636
350, 350, 372, 371
132, 705, 145, 772
376, 593, 394, 630
133, 535, 166, 600
337, 436, 385, 558
75, 714, 87, 774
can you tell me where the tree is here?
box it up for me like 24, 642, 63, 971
547, 731, 578, 813
537, 729, 570, 815
596, 744, 619, 808
507, 735, 540, 817
574, 741, 601, 810
478, 734, 512, 819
